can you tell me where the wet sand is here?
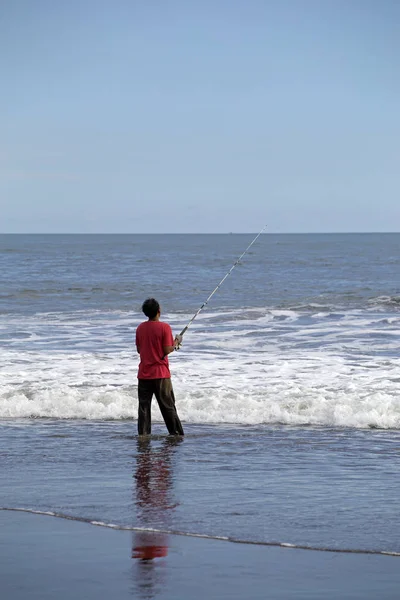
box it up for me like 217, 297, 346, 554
1, 512, 399, 600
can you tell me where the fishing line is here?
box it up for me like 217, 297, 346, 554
176, 225, 267, 345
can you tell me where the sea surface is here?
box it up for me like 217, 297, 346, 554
1, 233, 400, 559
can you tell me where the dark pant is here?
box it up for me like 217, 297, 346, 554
138, 378, 184, 436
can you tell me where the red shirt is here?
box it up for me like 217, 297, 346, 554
136, 320, 174, 379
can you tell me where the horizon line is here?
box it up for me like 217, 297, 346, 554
0, 231, 399, 236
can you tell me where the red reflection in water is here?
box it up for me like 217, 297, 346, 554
133, 436, 182, 562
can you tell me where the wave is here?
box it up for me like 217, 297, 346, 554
281, 296, 400, 313
1, 291, 400, 317
368, 295, 400, 309
1, 507, 398, 557
1, 379, 399, 429
0, 307, 399, 428
0, 286, 135, 298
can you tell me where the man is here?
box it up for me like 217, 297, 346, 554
136, 298, 184, 436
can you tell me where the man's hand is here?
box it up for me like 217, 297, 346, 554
174, 334, 183, 349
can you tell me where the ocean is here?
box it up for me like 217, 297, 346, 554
1, 233, 400, 564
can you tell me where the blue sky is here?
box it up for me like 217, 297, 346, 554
1, 0, 399, 233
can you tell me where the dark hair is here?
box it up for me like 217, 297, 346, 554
142, 298, 160, 319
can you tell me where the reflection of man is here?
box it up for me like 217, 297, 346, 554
134, 437, 181, 523
136, 298, 184, 436
132, 437, 182, 564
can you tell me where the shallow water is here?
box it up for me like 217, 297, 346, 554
1, 420, 399, 554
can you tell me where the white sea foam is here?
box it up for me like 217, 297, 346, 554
0, 308, 399, 428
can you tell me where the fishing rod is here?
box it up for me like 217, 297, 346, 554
175, 225, 267, 347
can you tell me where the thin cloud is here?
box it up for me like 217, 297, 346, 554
0, 170, 79, 181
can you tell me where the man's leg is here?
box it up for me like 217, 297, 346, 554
137, 379, 154, 435
154, 378, 184, 435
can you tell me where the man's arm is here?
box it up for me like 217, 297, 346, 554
163, 344, 175, 356
136, 327, 140, 354
163, 335, 182, 356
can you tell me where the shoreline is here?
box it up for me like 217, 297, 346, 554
1, 512, 399, 600
1, 506, 399, 558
